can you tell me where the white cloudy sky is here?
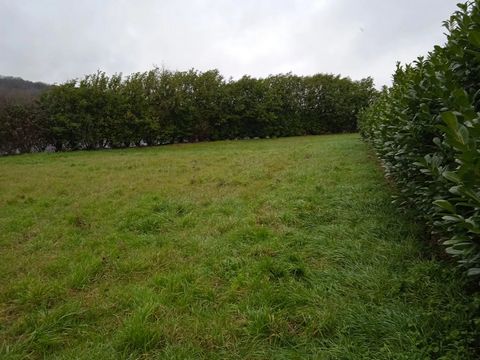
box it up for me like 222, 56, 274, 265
0, 0, 459, 87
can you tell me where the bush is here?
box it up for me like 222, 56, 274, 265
359, 1, 480, 279
0, 69, 376, 154
0, 102, 46, 154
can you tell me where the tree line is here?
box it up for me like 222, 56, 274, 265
0, 69, 376, 154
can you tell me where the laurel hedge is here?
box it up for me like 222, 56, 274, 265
359, 1, 480, 279
0, 71, 375, 154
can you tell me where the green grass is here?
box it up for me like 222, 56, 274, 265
0, 134, 478, 359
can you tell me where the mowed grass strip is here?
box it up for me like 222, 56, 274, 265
0, 134, 477, 359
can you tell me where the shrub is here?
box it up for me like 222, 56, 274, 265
0, 102, 46, 154
359, 1, 480, 279
0, 69, 376, 154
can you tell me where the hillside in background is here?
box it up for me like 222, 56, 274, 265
0, 75, 50, 105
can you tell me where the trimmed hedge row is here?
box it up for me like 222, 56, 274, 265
0, 70, 376, 154
359, 1, 480, 279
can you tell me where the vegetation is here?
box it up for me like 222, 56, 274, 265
359, 1, 480, 279
1, 2, 479, 359
0, 76, 50, 155
0, 70, 375, 154
0, 135, 478, 359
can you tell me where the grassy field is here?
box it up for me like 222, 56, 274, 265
0, 134, 477, 359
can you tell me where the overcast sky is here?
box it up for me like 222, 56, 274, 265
0, 0, 459, 87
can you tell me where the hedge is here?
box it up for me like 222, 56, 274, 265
359, 1, 480, 279
0, 70, 376, 154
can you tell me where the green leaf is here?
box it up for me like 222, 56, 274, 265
446, 247, 465, 255
459, 188, 480, 205
433, 199, 455, 213
468, 30, 480, 47
443, 238, 463, 246
441, 112, 458, 130
443, 171, 461, 184
467, 268, 480, 276
442, 215, 463, 222
458, 125, 469, 144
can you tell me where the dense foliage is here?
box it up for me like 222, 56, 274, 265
0, 70, 375, 154
359, 1, 480, 279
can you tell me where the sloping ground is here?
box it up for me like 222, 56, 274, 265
0, 134, 477, 359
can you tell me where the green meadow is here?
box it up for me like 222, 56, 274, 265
0, 134, 477, 359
